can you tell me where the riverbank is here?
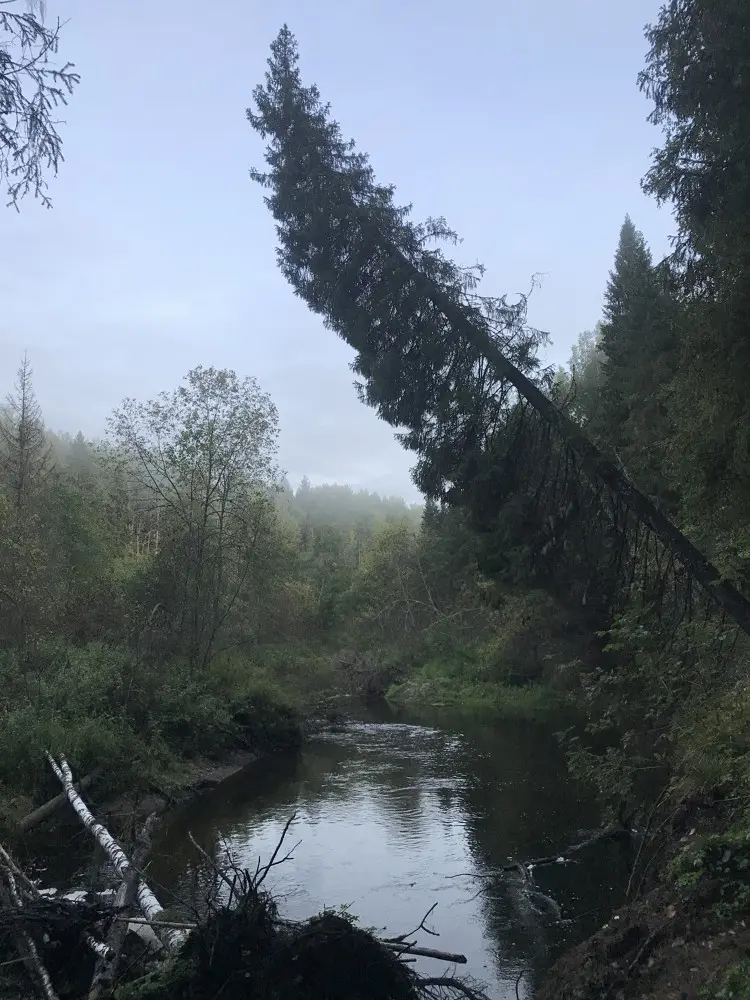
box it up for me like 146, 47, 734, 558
537, 793, 750, 1000
0, 683, 303, 844
386, 673, 567, 720
0, 637, 339, 837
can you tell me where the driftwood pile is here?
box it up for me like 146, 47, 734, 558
0, 754, 487, 1000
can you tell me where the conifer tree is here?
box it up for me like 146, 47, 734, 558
640, 0, 750, 578
597, 217, 678, 506
0, 353, 53, 512
246, 26, 750, 634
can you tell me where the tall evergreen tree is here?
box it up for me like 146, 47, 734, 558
247, 26, 750, 635
597, 217, 678, 506
0, 354, 53, 512
639, 0, 750, 579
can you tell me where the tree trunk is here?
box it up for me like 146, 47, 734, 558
45, 754, 185, 952
383, 239, 750, 638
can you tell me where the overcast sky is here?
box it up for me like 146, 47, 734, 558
1, 0, 674, 502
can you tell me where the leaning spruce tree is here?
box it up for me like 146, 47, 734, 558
247, 25, 750, 636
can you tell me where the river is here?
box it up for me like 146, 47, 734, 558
145, 703, 632, 999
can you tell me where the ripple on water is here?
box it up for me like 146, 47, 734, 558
148, 710, 632, 1000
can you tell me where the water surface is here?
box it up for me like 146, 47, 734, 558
149, 704, 631, 998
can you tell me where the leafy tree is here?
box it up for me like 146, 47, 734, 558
557, 324, 606, 428
108, 366, 282, 667
1, 1, 79, 208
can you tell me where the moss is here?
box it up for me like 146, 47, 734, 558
699, 959, 750, 1000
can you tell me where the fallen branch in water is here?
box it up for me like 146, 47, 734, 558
188, 816, 469, 966
385, 902, 440, 943
421, 975, 489, 1000
384, 942, 467, 964
447, 826, 636, 883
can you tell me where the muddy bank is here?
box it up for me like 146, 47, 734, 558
537, 794, 750, 1000
99, 747, 267, 830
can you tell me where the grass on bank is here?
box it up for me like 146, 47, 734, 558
0, 639, 333, 831
383, 635, 570, 721
387, 672, 565, 719
378, 588, 586, 720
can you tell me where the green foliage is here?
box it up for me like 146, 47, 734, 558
248, 26, 549, 509
667, 826, 750, 925
639, 0, 750, 585
700, 960, 750, 1000
0, 639, 305, 825
671, 680, 750, 798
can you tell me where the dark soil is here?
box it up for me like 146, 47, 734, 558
537, 881, 749, 1000
537, 795, 750, 1000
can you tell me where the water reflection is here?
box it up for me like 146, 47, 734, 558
148, 705, 631, 999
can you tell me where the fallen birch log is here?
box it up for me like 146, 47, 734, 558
0, 875, 59, 1000
88, 812, 161, 1000
0, 841, 112, 964
18, 770, 102, 833
45, 753, 185, 953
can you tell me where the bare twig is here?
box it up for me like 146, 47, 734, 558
255, 812, 298, 890
385, 902, 440, 943
421, 976, 489, 1000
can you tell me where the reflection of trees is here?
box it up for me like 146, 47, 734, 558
428, 712, 632, 992
148, 709, 630, 998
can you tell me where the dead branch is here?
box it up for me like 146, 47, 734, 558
0, 874, 59, 1000
385, 902, 440, 944
114, 917, 197, 931
0, 841, 111, 963
420, 975, 490, 1000
383, 942, 467, 964
255, 812, 298, 889
447, 826, 636, 883
18, 770, 101, 832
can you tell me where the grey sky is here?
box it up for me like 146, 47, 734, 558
1, 0, 673, 502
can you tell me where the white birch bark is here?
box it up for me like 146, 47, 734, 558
45, 753, 186, 952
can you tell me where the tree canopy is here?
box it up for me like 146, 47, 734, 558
247, 25, 750, 636
0, 1, 79, 208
